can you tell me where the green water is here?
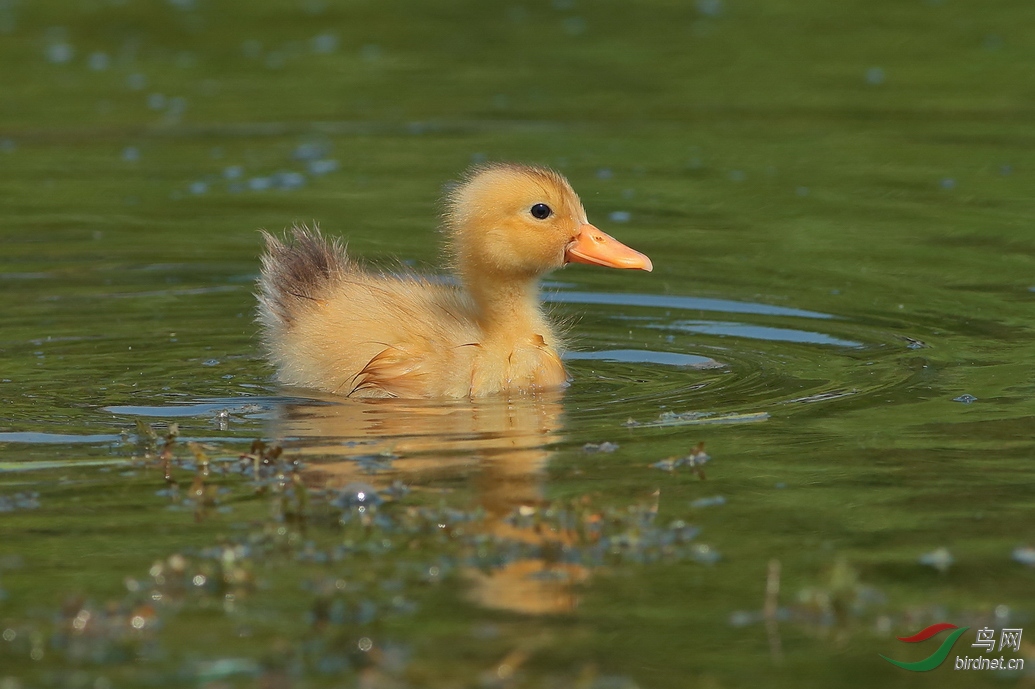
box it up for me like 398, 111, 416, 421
2, 1, 1034, 686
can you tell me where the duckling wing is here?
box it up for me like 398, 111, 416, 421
327, 278, 479, 397
258, 226, 478, 397
352, 344, 436, 398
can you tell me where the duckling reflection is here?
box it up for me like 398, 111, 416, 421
269, 389, 588, 614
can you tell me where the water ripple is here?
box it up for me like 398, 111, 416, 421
564, 349, 723, 368
651, 320, 863, 348
547, 291, 834, 319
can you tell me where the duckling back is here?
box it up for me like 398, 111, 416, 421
258, 226, 484, 397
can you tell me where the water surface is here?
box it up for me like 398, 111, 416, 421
1, 1, 1034, 687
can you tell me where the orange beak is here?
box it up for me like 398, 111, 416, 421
565, 224, 653, 272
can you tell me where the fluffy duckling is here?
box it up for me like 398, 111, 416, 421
257, 163, 652, 398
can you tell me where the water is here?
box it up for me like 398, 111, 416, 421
2, 1, 1034, 687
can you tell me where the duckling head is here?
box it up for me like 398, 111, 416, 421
444, 163, 652, 284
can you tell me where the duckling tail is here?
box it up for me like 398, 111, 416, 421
257, 224, 348, 329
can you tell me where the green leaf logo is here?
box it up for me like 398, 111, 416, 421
879, 623, 969, 672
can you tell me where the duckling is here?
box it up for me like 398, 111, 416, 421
257, 163, 652, 398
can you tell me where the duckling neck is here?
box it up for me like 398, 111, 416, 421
466, 274, 552, 345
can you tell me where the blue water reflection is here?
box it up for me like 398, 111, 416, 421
547, 291, 834, 319
654, 320, 862, 348
564, 349, 722, 367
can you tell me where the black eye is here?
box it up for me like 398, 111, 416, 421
530, 203, 552, 220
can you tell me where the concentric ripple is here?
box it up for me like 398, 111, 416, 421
550, 289, 921, 429
3, 289, 926, 468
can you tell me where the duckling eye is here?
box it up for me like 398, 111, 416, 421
530, 203, 552, 220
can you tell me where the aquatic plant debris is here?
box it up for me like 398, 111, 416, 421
582, 441, 619, 453
651, 443, 710, 478
626, 410, 769, 427
730, 558, 886, 632
0, 492, 40, 512
0, 424, 735, 684
351, 452, 396, 473
918, 547, 954, 573
1011, 546, 1035, 567
0, 428, 727, 685
899, 336, 928, 349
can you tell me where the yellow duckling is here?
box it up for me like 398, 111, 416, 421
257, 163, 652, 398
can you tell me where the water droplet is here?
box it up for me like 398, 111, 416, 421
175, 51, 196, 69
360, 44, 381, 62
311, 32, 338, 54
918, 547, 953, 572
865, 67, 885, 85
583, 441, 619, 453
87, 51, 109, 71
293, 141, 329, 161
167, 96, 187, 116
241, 39, 262, 59
1012, 546, 1035, 567
506, 6, 528, 22
729, 610, 757, 627
273, 171, 306, 190
696, 0, 723, 16
563, 16, 587, 35
691, 543, 720, 564
45, 42, 74, 64
265, 52, 285, 69
307, 159, 339, 175
0, 8, 16, 35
